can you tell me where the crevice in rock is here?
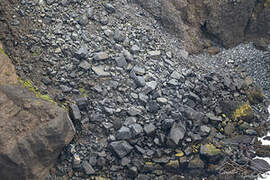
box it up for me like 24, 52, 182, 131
200, 21, 223, 48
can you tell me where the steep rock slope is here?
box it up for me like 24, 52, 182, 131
138, 0, 270, 53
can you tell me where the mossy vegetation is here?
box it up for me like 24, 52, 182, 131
0, 46, 7, 56
18, 78, 57, 105
264, 0, 270, 7
232, 103, 253, 121
79, 87, 87, 98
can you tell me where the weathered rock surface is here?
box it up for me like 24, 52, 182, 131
0, 85, 75, 180
137, 0, 270, 53
0, 43, 17, 84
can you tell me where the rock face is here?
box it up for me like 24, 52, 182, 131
0, 85, 75, 180
0, 43, 17, 84
137, 0, 270, 53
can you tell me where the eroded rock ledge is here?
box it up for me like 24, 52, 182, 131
137, 0, 270, 53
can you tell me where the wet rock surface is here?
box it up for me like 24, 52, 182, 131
0, 0, 270, 179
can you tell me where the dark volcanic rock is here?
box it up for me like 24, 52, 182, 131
137, 0, 270, 53
250, 159, 270, 172
168, 122, 185, 146
0, 85, 75, 180
109, 141, 133, 158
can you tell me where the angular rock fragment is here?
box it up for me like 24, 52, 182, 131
188, 155, 205, 169
70, 104, 82, 121
93, 52, 109, 61
92, 66, 111, 77
82, 161, 95, 175
109, 141, 133, 158
75, 46, 88, 59
116, 126, 132, 140
144, 123, 156, 135
250, 159, 270, 172
168, 122, 185, 146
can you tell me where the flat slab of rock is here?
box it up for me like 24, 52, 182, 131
0, 85, 75, 180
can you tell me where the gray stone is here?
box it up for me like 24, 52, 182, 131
78, 15, 88, 26
146, 81, 158, 91
133, 65, 145, 75
134, 76, 146, 87
70, 104, 81, 121
82, 161, 95, 175
93, 52, 109, 61
224, 123, 235, 136
121, 157, 131, 166
245, 129, 257, 135
123, 49, 134, 62
171, 71, 185, 81
115, 55, 127, 68
168, 122, 185, 145
73, 154, 81, 169
92, 66, 111, 77
137, 174, 151, 180
168, 79, 178, 86
138, 93, 149, 104
190, 133, 202, 141
104, 3, 116, 13
156, 97, 168, 104
104, 29, 114, 38
76, 97, 88, 110
127, 107, 143, 116
188, 155, 205, 169
78, 61, 91, 70
110, 141, 133, 158
87, 7, 94, 19
148, 50, 161, 57
46, 0, 55, 5
179, 49, 189, 59
184, 147, 193, 156
144, 123, 156, 135
200, 125, 211, 135
206, 113, 222, 123
181, 106, 204, 121
60, 85, 72, 93
162, 119, 175, 131
130, 45, 140, 54
114, 30, 125, 42
129, 123, 143, 137
128, 166, 138, 178
75, 46, 88, 59
116, 126, 132, 140
250, 159, 270, 172
124, 117, 137, 126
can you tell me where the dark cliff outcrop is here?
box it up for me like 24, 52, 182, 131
137, 0, 270, 53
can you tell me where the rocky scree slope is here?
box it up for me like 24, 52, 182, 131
0, 0, 270, 179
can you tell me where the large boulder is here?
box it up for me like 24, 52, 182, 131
137, 0, 270, 53
0, 84, 75, 180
